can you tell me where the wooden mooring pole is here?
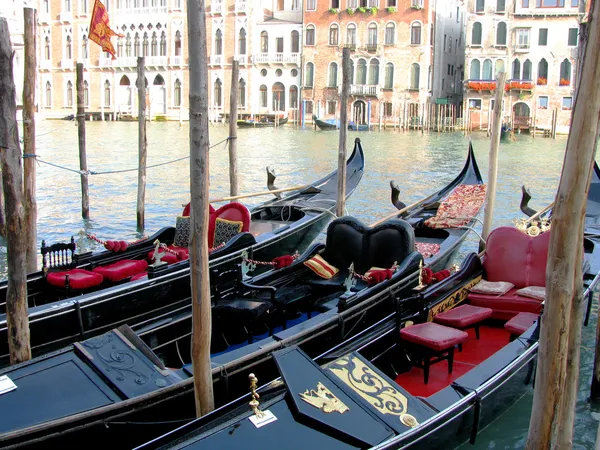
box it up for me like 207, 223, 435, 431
23, 7, 37, 272
228, 60, 239, 199
76, 63, 89, 220
336, 47, 350, 218
187, 0, 214, 416
136, 57, 147, 231
526, 1, 600, 446
0, 18, 31, 364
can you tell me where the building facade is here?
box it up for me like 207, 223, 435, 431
1, 0, 26, 108
464, 0, 583, 133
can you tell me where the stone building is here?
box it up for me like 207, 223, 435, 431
464, 0, 583, 133
1, 0, 26, 108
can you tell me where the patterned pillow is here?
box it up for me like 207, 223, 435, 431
213, 218, 243, 246
304, 254, 339, 279
515, 286, 545, 300
470, 279, 514, 295
174, 216, 190, 248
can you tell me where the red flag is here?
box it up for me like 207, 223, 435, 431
89, 0, 123, 60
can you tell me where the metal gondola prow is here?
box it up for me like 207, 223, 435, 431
520, 185, 537, 217
266, 166, 282, 199
390, 180, 407, 210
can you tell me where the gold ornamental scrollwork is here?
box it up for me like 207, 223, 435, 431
299, 382, 349, 414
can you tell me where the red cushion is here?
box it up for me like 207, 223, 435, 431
504, 312, 539, 335
130, 272, 148, 281
92, 260, 149, 282
46, 269, 104, 290
433, 304, 493, 328
209, 203, 251, 248
468, 288, 543, 320
483, 227, 550, 289
400, 322, 469, 352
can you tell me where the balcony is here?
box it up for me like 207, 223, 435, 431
344, 44, 356, 51
60, 58, 73, 69
170, 55, 183, 66
211, 0, 223, 14
59, 11, 72, 23
364, 44, 378, 53
513, 43, 530, 53
39, 59, 52, 70
235, 54, 248, 65
252, 52, 300, 65
100, 57, 113, 68
38, 11, 50, 24
235, 0, 248, 13
350, 85, 378, 96
507, 80, 534, 91
146, 56, 168, 67
210, 54, 223, 66
466, 80, 497, 91
115, 56, 137, 67
115, 6, 167, 15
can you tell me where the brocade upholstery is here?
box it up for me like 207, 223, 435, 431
209, 203, 251, 248
470, 280, 514, 295
213, 218, 243, 247
515, 286, 545, 300
424, 184, 487, 229
174, 216, 191, 248
93, 259, 149, 282
504, 312, 538, 336
400, 322, 469, 352
415, 242, 441, 258
433, 304, 492, 328
46, 269, 104, 290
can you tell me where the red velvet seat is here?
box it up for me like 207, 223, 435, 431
130, 272, 148, 282
209, 203, 251, 248
46, 268, 104, 290
467, 227, 550, 320
92, 260, 149, 282
504, 312, 539, 339
433, 304, 492, 338
400, 322, 469, 384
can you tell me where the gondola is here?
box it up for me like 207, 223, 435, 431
237, 115, 289, 128
348, 121, 371, 132
312, 115, 339, 130
134, 224, 600, 450
0, 139, 365, 368
0, 145, 485, 448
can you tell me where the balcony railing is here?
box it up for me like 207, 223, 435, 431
59, 11, 72, 23
60, 58, 73, 69
38, 11, 50, 23
507, 79, 534, 90
466, 80, 497, 91
514, 43, 530, 52
146, 56, 168, 66
39, 59, 52, 70
235, 54, 248, 65
350, 85, 378, 96
115, 6, 168, 15
211, 0, 223, 14
170, 55, 183, 66
116, 56, 137, 67
252, 52, 300, 65
235, 0, 247, 13
210, 54, 223, 65
100, 57, 113, 67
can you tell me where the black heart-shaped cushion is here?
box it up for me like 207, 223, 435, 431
321, 217, 415, 274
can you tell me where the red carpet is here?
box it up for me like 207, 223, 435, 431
395, 325, 510, 398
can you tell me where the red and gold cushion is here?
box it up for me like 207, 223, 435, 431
304, 254, 339, 279
46, 269, 104, 290
213, 218, 243, 246
424, 184, 487, 229
416, 242, 441, 258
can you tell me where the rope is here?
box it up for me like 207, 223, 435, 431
21, 137, 233, 176
243, 251, 299, 266
351, 262, 399, 283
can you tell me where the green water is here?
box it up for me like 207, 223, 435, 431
5, 121, 599, 447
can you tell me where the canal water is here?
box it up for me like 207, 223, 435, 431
3, 121, 599, 448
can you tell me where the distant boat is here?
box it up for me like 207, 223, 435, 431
313, 115, 339, 130
237, 113, 288, 128
348, 121, 370, 131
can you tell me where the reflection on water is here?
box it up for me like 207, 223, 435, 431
4, 121, 598, 447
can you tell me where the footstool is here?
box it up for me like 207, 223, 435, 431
504, 312, 538, 341
433, 304, 493, 339
400, 322, 469, 384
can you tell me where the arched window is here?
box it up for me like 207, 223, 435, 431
470, 59, 481, 79
289, 85, 298, 108
305, 62, 314, 87
126, 33, 131, 56
410, 63, 420, 89
356, 58, 366, 85
368, 59, 379, 85
328, 62, 338, 87
214, 78, 222, 106
45, 36, 50, 60
496, 22, 507, 46
215, 29, 222, 55
560, 59, 571, 84
384, 63, 393, 89
143, 32, 149, 56
259, 84, 267, 108
472, 22, 482, 46
329, 24, 339, 46
523, 59, 532, 81
82, 35, 88, 59
482, 59, 493, 80
66, 81, 73, 107
512, 58, 521, 79
305, 25, 315, 46
151, 32, 157, 56
83, 80, 89, 106
538, 58, 548, 80
238, 78, 246, 108
291, 30, 299, 53
272, 82, 285, 111
174, 78, 181, 106
120, 75, 130, 85
260, 31, 268, 53
104, 80, 111, 106
160, 32, 167, 56
238, 28, 247, 55
346, 23, 356, 46
45, 81, 52, 106
175, 31, 182, 56
153, 74, 165, 85
495, 59, 505, 76
385, 22, 395, 45
66, 35, 72, 59
134, 33, 140, 57
368, 23, 377, 47
410, 22, 421, 45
